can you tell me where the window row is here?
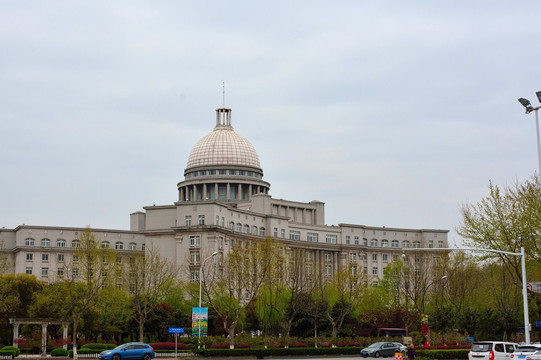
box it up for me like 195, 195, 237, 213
24, 238, 143, 250
185, 169, 261, 179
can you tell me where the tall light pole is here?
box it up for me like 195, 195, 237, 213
198, 251, 218, 346
518, 92, 541, 174
403, 246, 530, 344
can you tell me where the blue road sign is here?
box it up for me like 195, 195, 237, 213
536, 320, 541, 328
169, 327, 184, 333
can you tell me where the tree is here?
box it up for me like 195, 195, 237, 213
204, 237, 277, 348
56, 227, 118, 358
124, 245, 178, 342
457, 175, 541, 287
0, 234, 10, 274
323, 264, 368, 338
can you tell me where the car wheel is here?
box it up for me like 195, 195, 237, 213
362, 354, 368, 358
112, 355, 121, 360
143, 354, 151, 360
375, 351, 380, 358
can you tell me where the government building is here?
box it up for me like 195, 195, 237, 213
0, 105, 448, 284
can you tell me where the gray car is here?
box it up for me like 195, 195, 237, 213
361, 342, 402, 358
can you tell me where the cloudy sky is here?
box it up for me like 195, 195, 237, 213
2, 1, 540, 246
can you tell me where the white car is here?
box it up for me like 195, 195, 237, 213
393, 343, 408, 353
469, 341, 518, 360
512, 345, 541, 360
525, 349, 541, 360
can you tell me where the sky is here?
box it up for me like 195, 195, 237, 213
1, 1, 541, 246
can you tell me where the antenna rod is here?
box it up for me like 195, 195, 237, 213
222, 81, 225, 106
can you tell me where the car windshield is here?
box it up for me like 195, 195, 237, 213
113, 345, 127, 350
368, 343, 384, 348
472, 343, 493, 352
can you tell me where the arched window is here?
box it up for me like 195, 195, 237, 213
101, 241, 110, 249
236, 223, 242, 232
391, 240, 399, 248
259, 227, 266, 236
229, 221, 235, 230
403, 240, 410, 248
413, 240, 421, 248
129, 242, 137, 251
370, 238, 378, 247
71, 239, 80, 248
252, 226, 258, 235
381, 239, 389, 247
243, 224, 250, 234
56, 239, 66, 247
115, 242, 124, 250
25, 238, 35, 246
41, 238, 51, 247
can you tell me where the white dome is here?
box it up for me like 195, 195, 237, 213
186, 127, 261, 170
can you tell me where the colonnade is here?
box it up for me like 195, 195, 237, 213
10, 318, 70, 355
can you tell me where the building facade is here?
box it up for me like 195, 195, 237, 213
0, 105, 448, 284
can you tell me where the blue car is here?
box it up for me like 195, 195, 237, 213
98, 343, 155, 360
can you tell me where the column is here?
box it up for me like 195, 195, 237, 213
214, 184, 218, 200
203, 184, 207, 200
238, 184, 242, 200
41, 323, 47, 356
12, 322, 19, 347
193, 184, 198, 200
62, 324, 69, 350
226, 183, 230, 200
248, 184, 253, 198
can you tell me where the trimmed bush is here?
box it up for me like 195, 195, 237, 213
417, 349, 470, 359
0, 349, 17, 358
1, 346, 20, 357
51, 348, 69, 356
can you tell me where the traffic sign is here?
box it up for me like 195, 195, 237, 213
536, 321, 541, 328
169, 327, 184, 333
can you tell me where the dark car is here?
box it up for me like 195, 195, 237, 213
361, 342, 402, 358
98, 342, 155, 360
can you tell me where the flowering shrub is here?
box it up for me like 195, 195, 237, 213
290, 342, 307, 348
210, 342, 249, 349
51, 337, 71, 349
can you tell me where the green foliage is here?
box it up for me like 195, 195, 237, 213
50, 348, 69, 356
1, 346, 20, 356
0, 349, 17, 358
80, 343, 115, 350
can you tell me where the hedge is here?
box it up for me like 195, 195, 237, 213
81, 343, 116, 350
51, 348, 69, 357
417, 349, 470, 359
0, 346, 20, 357
0, 349, 16, 358
194, 346, 362, 358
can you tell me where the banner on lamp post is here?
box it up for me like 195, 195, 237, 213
192, 307, 208, 337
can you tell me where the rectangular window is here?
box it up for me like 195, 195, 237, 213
326, 234, 337, 244
372, 253, 377, 261
372, 267, 378, 275
190, 236, 200, 248
363, 238, 368, 246
281, 229, 285, 238
274, 228, 278, 237
209, 170, 216, 175
57, 269, 64, 277
289, 231, 300, 240
190, 251, 200, 265
58, 254, 64, 262
438, 240, 444, 248
349, 252, 357, 262
383, 254, 388, 261
185, 216, 192, 226
219, 237, 224, 249
26, 267, 33, 275
306, 251, 314, 261
116, 256, 122, 264
229, 170, 236, 175
219, 169, 226, 175
26, 253, 33, 261
345, 235, 350, 245
325, 264, 332, 276
221, 217, 225, 227
307, 232, 319, 242
73, 255, 79, 262
41, 268, 48, 276
216, 215, 220, 225
428, 240, 434, 248
325, 252, 332, 262
354, 236, 359, 245
72, 268, 79, 277
198, 215, 205, 225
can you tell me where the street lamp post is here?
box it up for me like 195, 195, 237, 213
198, 251, 218, 346
518, 92, 541, 174
403, 246, 530, 344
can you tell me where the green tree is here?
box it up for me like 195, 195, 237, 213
204, 237, 276, 348
124, 245, 178, 342
458, 175, 541, 286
